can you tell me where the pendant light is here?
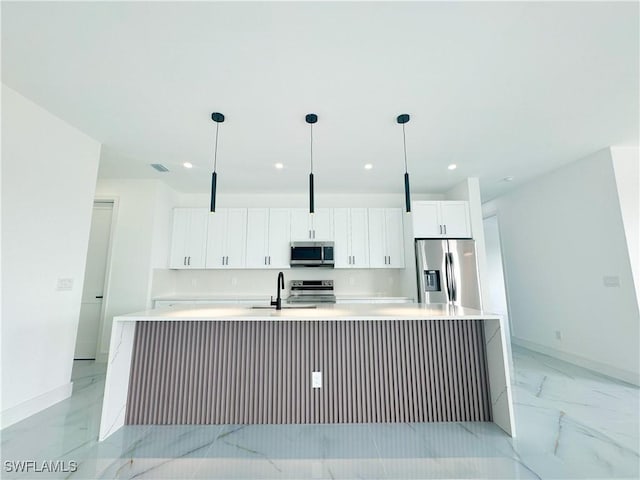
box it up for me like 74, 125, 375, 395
210, 112, 225, 212
397, 113, 411, 213
306, 113, 318, 214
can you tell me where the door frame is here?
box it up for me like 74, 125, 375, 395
91, 196, 119, 363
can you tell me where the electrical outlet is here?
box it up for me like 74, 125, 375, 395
555, 330, 562, 341
312, 371, 322, 389
56, 278, 74, 291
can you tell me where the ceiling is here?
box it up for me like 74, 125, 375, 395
2, 1, 638, 200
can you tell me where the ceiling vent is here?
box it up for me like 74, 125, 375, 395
150, 163, 169, 172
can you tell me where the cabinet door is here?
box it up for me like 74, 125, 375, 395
440, 201, 471, 238
349, 208, 369, 268
367, 208, 386, 268
333, 208, 351, 268
169, 208, 190, 268
311, 208, 334, 240
290, 208, 312, 241
225, 208, 248, 268
184, 208, 208, 268
205, 209, 228, 268
412, 201, 442, 238
266, 208, 291, 268
385, 208, 405, 268
246, 208, 269, 268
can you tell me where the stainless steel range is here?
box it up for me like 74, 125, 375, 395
287, 280, 336, 304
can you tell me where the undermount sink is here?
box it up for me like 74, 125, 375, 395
250, 305, 317, 309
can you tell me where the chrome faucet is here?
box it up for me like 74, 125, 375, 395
270, 272, 285, 310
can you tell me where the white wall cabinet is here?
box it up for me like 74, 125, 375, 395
334, 208, 369, 268
412, 201, 471, 238
368, 208, 405, 268
205, 208, 247, 268
290, 208, 333, 241
169, 208, 208, 268
246, 208, 291, 269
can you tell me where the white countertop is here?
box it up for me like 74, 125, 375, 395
116, 303, 500, 322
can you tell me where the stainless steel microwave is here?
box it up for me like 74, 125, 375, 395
290, 241, 335, 267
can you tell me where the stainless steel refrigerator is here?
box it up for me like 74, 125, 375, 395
415, 239, 482, 309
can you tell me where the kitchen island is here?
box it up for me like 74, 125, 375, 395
99, 303, 515, 441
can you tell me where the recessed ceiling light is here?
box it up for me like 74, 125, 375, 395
183, 162, 193, 169
503, 176, 515, 182
275, 162, 284, 169
364, 163, 373, 170
448, 164, 457, 170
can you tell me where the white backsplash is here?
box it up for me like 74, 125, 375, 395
151, 268, 411, 299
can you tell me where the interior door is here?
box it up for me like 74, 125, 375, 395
75, 201, 113, 360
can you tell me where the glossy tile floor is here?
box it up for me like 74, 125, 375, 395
1, 346, 638, 479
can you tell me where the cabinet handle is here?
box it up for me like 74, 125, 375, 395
268, 256, 271, 265
353, 255, 356, 265
313, 230, 316, 239
183, 256, 186, 266
444, 224, 447, 235
309, 230, 312, 239
388, 255, 391, 265
264, 256, 267, 265
222, 256, 225, 265
188, 256, 191, 266
226, 256, 229, 265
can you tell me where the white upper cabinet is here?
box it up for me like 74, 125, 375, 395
368, 208, 405, 268
412, 201, 471, 238
169, 208, 208, 269
246, 208, 291, 269
205, 208, 247, 269
334, 208, 369, 268
290, 208, 333, 241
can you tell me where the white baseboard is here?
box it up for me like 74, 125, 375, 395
512, 337, 640, 387
0, 382, 73, 429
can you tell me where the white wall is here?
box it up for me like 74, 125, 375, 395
1, 85, 101, 427
484, 148, 639, 385
610, 146, 639, 312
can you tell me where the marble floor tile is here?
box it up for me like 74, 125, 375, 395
1, 346, 638, 479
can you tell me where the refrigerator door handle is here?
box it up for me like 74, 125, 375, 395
448, 252, 457, 302
444, 253, 452, 302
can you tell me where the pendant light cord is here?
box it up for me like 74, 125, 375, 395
213, 121, 220, 173
310, 123, 314, 174
402, 123, 408, 173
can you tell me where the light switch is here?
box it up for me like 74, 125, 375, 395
56, 278, 74, 291
312, 371, 322, 389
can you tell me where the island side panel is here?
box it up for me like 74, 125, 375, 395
484, 318, 516, 436
98, 319, 137, 441
125, 319, 492, 426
